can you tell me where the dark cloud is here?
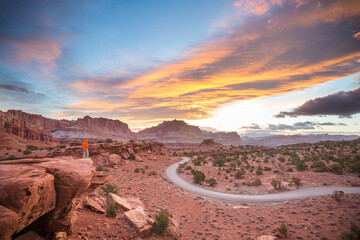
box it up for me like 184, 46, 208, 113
268, 121, 347, 131
0, 71, 46, 96
240, 123, 262, 130
275, 87, 360, 118
0, 84, 30, 93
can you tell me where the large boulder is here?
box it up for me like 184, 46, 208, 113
0, 164, 56, 236
84, 198, 105, 214
0, 206, 18, 240
124, 206, 154, 238
108, 193, 132, 211
0, 156, 99, 238
33, 157, 95, 234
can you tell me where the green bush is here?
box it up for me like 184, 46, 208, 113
129, 152, 136, 160
106, 138, 113, 143
106, 203, 117, 217
155, 210, 172, 235
271, 179, 283, 190
330, 164, 343, 175
277, 223, 287, 236
192, 170, 205, 184
287, 167, 293, 172
278, 156, 285, 162
100, 183, 118, 196
26, 145, 38, 150
17, 149, 22, 152
70, 142, 82, 147
264, 166, 272, 171
193, 158, 202, 166
333, 190, 344, 202
292, 176, 301, 187
234, 169, 245, 179
129, 140, 135, 143
96, 165, 109, 172
6, 155, 16, 160
46, 147, 54, 151
56, 145, 66, 149
340, 222, 360, 240
23, 149, 32, 155
253, 178, 262, 186
256, 165, 263, 175
206, 178, 218, 187
134, 168, 140, 173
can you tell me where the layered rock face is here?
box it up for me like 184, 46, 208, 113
0, 156, 103, 239
136, 119, 243, 145
1, 110, 135, 143
0, 110, 54, 143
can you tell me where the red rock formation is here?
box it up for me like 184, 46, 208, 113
0, 156, 107, 238
0, 110, 54, 144
136, 119, 243, 145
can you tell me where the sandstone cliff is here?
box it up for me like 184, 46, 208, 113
136, 120, 242, 145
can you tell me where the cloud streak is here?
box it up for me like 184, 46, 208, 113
62, 0, 360, 126
275, 87, 360, 118
267, 121, 347, 131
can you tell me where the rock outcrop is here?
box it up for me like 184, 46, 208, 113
0, 156, 105, 239
124, 206, 154, 238
108, 193, 132, 211
136, 119, 243, 145
0, 110, 54, 145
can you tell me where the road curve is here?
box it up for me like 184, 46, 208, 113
165, 157, 360, 203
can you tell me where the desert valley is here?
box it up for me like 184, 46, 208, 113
0, 110, 359, 240
1, 0, 360, 239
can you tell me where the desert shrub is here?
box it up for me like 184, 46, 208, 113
294, 160, 308, 171
192, 170, 205, 184
213, 157, 226, 167
206, 178, 218, 187
287, 167, 293, 172
264, 166, 272, 171
348, 155, 360, 173
134, 168, 140, 173
155, 210, 172, 235
271, 179, 283, 190
185, 165, 192, 170
129, 139, 135, 143
106, 203, 117, 217
39, 148, 44, 151
129, 152, 136, 160
253, 178, 262, 186
192, 158, 202, 166
277, 223, 287, 236
264, 157, 269, 163
333, 190, 344, 202
330, 164, 343, 175
100, 183, 118, 196
97, 140, 105, 143
70, 142, 82, 147
23, 149, 32, 155
292, 176, 301, 187
106, 138, 113, 143
17, 149, 22, 152
6, 147, 12, 150
278, 156, 285, 162
56, 145, 66, 149
311, 160, 328, 172
256, 165, 263, 175
96, 165, 109, 172
225, 168, 231, 173
6, 155, 16, 160
340, 222, 360, 240
46, 147, 54, 151
26, 145, 38, 150
234, 169, 245, 179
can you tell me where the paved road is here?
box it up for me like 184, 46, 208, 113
165, 157, 360, 203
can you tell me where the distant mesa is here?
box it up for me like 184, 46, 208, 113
136, 119, 243, 146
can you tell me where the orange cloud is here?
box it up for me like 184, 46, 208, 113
233, 0, 283, 15
65, 0, 360, 129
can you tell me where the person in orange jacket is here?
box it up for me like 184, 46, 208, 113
82, 139, 89, 159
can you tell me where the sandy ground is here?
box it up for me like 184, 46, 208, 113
70, 153, 360, 240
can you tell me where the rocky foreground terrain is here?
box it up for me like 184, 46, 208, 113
0, 139, 359, 240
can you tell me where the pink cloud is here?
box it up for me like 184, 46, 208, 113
5, 39, 62, 71
233, 0, 283, 15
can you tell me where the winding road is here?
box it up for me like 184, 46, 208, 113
165, 157, 360, 203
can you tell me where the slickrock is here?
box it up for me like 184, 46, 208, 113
124, 197, 145, 209
0, 164, 56, 234
13, 231, 45, 240
124, 206, 155, 238
84, 198, 105, 214
91, 171, 111, 187
108, 154, 122, 165
108, 193, 132, 211
256, 236, 278, 240
0, 206, 18, 240
0, 156, 101, 238
33, 157, 95, 233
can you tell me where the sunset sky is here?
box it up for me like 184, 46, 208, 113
0, 0, 359, 135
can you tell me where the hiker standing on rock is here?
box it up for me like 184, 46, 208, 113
82, 139, 89, 159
